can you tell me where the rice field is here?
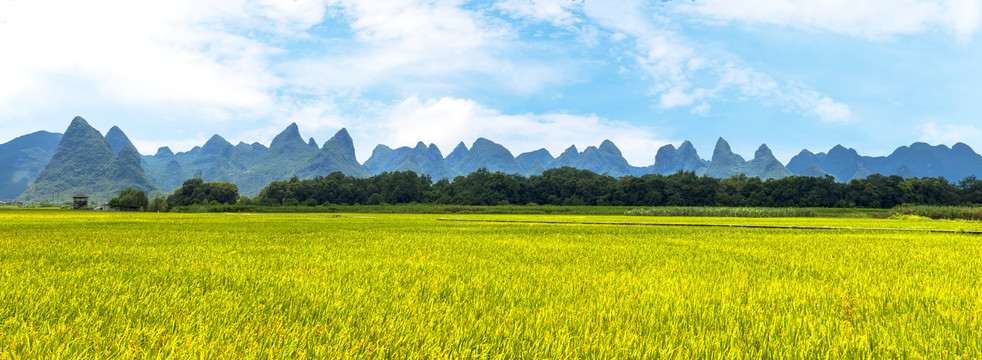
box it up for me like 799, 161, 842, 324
1, 210, 981, 358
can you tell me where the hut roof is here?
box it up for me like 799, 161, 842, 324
72, 194, 89, 198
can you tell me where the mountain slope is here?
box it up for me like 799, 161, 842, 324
297, 128, 371, 180
105, 126, 137, 154
787, 142, 982, 182
704, 138, 791, 180
235, 123, 320, 196
18, 117, 159, 203
0, 131, 63, 200
654, 141, 708, 175
453, 138, 523, 175
364, 142, 453, 179
515, 149, 554, 175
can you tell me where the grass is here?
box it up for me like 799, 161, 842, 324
627, 206, 820, 217
173, 203, 644, 215
890, 204, 982, 221
626, 206, 889, 218
1, 210, 980, 358
168, 203, 889, 217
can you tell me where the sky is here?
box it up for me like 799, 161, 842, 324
2, 0, 981, 166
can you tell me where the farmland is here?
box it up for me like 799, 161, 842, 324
1, 210, 981, 358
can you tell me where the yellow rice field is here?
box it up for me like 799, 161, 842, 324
1, 210, 980, 358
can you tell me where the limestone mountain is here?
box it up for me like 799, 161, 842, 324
364, 141, 453, 180
143, 135, 269, 192
105, 126, 137, 154
445, 142, 469, 169
234, 123, 321, 195
786, 150, 823, 175
704, 138, 791, 180
786, 142, 982, 182
18, 117, 158, 203
16, 116, 982, 203
453, 138, 524, 175
746, 145, 792, 180
143, 146, 184, 191
515, 149, 554, 175
654, 141, 708, 175
550, 145, 580, 169
548, 140, 642, 177
798, 163, 828, 178
139, 123, 367, 196
704, 138, 747, 178
820, 145, 866, 181
0, 131, 63, 200
297, 128, 371, 180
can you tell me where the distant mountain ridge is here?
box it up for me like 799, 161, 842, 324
0, 130, 62, 200
8, 116, 982, 201
786, 142, 982, 182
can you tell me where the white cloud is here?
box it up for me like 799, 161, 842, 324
581, 0, 853, 123
0, 0, 327, 120
672, 0, 982, 40
369, 96, 669, 165
283, 0, 566, 95
918, 122, 982, 145
494, 0, 584, 27
802, 94, 853, 124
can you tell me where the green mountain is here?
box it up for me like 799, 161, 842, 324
817, 145, 865, 181
704, 138, 791, 180
654, 141, 708, 175
515, 148, 554, 175
785, 142, 982, 182
143, 146, 189, 192
445, 142, 469, 169
550, 145, 580, 169
0, 131, 63, 200
144, 134, 271, 192
577, 140, 636, 177
746, 144, 792, 180
546, 140, 639, 177
297, 128, 371, 180
234, 123, 320, 195
453, 138, 524, 175
105, 126, 136, 154
704, 138, 747, 178
798, 163, 829, 178
363, 141, 453, 180
18, 117, 159, 203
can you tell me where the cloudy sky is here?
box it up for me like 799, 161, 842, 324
2, 0, 981, 165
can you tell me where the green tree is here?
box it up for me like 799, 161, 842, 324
168, 178, 240, 206
109, 188, 149, 211
147, 196, 169, 212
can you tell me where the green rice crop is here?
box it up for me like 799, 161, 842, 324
1, 210, 980, 358
627, 206, 820, 218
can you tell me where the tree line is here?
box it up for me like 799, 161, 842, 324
108, 167, 982, 210
245, 167, 982, 208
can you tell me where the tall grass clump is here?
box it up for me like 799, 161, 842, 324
890, 204, 982, 221
626, 206, 818, 218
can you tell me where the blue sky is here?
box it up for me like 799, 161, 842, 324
2, 0, 981, 165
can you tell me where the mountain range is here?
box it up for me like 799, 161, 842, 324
5, 116, 982, 202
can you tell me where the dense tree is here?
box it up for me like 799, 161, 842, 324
168, 178, 239, 206
247, 167, 977, 208
147, 196, 169, 212
109, 188, 149, 211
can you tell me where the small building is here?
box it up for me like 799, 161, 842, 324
72, 194, 89, 209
